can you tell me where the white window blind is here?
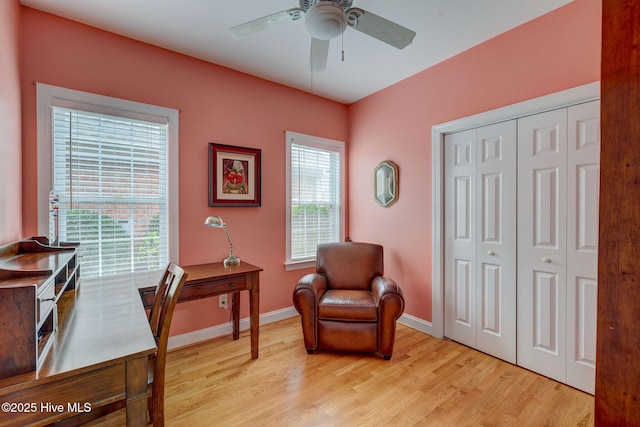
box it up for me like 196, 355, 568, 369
286, 132, 344, 268
52, 107, 169, 279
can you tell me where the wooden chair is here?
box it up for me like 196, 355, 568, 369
148, 262, 187, 425
53, 262, 187, 426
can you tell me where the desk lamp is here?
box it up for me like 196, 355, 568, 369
204, 215, 241, 266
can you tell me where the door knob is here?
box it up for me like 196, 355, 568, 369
542, 257, 552, 263
487, 251, 496, 256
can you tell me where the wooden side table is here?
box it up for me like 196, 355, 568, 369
138, 261, 263, 359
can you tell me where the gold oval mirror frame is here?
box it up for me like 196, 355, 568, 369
374, 160, 399, 207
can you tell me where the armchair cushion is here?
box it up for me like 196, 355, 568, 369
316, 242, 383, 290
318, 290, 377, 321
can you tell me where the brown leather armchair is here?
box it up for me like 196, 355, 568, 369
293, 242, 405, 360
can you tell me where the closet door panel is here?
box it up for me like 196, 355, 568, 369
444, 130, 477, 347
566, 100, 600, 394
476, 121, 517, 363
517, 108, 568, 383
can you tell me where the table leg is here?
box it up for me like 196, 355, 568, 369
250, 285, 259, 359
125, 355, 150, 427
232, 291, 240, 340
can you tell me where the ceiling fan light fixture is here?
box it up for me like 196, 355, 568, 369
304, 2, 346, 40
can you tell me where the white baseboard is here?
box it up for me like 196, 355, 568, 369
168, 307, 433, 350
168, 307, 299, 350
398, 313, 433, 336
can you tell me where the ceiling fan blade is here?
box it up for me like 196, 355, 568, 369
228, 8, 305, 40
347, 8, 416, 49
309, 37, 330, 72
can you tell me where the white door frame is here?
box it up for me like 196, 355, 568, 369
430, 82, 600, 338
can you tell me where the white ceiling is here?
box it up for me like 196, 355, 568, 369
20, 0, 573, 105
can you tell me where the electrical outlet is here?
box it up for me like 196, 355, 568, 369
219, 294, 228, 309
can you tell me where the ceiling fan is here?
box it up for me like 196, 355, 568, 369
227, 0, 416, 72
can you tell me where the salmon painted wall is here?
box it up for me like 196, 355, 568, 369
347, 0, 601, 322
20, 8, 348, 335
0, 0, 22, 245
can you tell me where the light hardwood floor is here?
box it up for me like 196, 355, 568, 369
90, 317, 594, 426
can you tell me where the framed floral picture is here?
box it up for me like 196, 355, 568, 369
208, 143, 261, 207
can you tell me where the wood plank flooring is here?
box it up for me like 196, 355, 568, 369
89, 317, 594, 426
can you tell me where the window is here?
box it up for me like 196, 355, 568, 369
285, 131, 345, 270
37, 84, 179, 280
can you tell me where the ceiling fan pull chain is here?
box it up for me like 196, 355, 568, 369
341, 12, 345, 62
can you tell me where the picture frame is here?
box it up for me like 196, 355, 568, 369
374, 160, 399, 207
208, 143, 261, 207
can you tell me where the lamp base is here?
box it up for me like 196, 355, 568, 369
223, 255, 241, 266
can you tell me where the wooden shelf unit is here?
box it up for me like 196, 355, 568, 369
0, 237, 79, 379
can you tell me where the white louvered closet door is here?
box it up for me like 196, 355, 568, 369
444, 121, 517, 363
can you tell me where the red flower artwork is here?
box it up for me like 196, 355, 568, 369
222, 159, 248, 194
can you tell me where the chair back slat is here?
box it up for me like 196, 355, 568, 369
148, 264, 173, 335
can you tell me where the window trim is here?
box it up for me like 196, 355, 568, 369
285, 131, 345, 271
36, 83, 179, 265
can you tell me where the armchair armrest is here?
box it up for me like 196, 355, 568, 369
372, 276, 405, 358
372, 276, 404, 321
295, 273, 327, 298
371, 276, 403, 303
293, 273, 327, 352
